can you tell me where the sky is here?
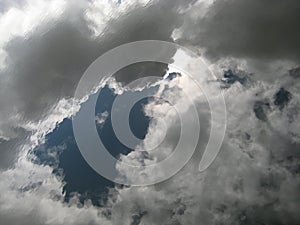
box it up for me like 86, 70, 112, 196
0, 0, 299, 224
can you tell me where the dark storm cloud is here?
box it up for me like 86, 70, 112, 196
1, 0, 191, 125
178, 0, 300, 63
0, 0, 198, 170
0, 0, 196, 221
1, 1, 300, 225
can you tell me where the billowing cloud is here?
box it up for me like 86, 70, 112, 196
113, 58, 300, 224
0, 0, 300, 224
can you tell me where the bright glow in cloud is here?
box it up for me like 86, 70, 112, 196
0, 0, 299, 224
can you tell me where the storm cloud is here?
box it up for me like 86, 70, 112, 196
0, 0, 300, 225
178, 0, 300, 60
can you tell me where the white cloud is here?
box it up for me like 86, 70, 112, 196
0, 0, 300, 224
96, 111, 109, 126
113, 55, 300, 224
0, 139, 113, 225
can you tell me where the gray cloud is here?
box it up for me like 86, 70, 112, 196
0, 0, 24, 13
0, 0, 192, 132
0, 0, 195, 171
1, 0, 300, 224
177, 0, 300, 69
0, 135, 25, 170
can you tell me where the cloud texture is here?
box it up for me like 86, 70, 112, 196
0, 0, 300, 224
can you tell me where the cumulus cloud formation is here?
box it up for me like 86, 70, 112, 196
0, 0, 300, 224
112, 56, 300, 224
